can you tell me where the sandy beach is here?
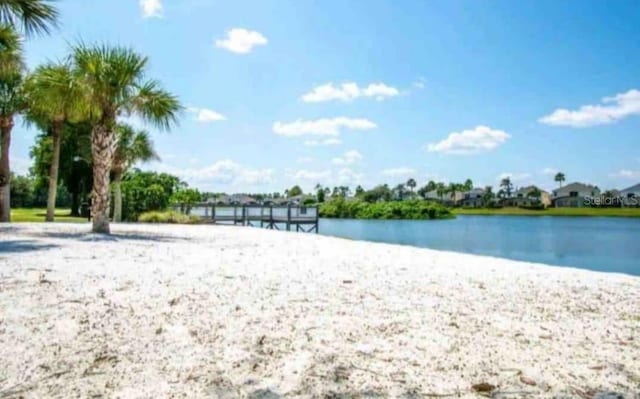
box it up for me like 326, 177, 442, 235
0, 223, 638, 398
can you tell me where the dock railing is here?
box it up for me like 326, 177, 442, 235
174, 203, 319, 233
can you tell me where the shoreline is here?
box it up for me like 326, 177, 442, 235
1, 223, 639, 398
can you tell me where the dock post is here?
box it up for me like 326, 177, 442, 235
212, 204, 216, 224
286, 205, 291, 231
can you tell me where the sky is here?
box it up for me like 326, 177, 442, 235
11, 0, 640, 193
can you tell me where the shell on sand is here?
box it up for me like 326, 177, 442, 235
0, 223, 639, 398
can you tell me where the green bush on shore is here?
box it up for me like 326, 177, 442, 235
319, 198, 453, 220
138, 211, 201, 224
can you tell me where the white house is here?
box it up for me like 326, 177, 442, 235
552, 182, 600, 208
619, 183, 640, 207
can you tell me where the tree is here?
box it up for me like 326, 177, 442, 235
170, 188, 201, 215
393, 183, 406, 200
482, 186, 495, 207
435, 182, 447, 202
406, 178, 416, 193
112, 124, 158, 222
24, 62, 84, 221
72, 44, 181, 233
528, 187, 542, 200
315, 184, 325, 203
500, 177, 513, 198
30, 121, 93, 215
287, 185, 303, 198
554, 172, 565, 188
0, 0, 58, 36
464, 178, 473, 192
0, 26, 25, 221
354, 185, 364, 197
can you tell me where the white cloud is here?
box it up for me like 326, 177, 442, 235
426, 125, 510, 155
381, 167, 416, 178
273, 117, 376, 137
187, 107, 226, 122
541, 167, 559, 176
140, 0, 163, 18
539, 89, 640, 128
150, 159, 273, 187
336, 168, 364, 185
332, 150, 363, 165
304, 138, 342, 147
297, 157, 314, 163
610, 169, 640, 179
215, 28, 268, 54
301, 82, 399, 103
293, 169, 332, 182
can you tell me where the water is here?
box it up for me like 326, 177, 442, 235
318, 216, 640, 276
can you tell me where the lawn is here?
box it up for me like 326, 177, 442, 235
453, 207, 640, 217
10, 208, 88, 223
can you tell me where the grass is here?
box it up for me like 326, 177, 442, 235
453, 207, 640, 217
10, 208, 88, 223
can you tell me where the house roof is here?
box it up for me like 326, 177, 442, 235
515, 185, 548, 196
553, 182, 599, 195
620, 183, 640, 194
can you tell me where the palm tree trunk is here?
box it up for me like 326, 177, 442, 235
0, 117, 13, 222
45, 122, 63, 222
91, 124, 116, 233
112, 170, 123, 222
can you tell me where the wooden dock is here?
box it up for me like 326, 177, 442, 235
175, 203, 319, 233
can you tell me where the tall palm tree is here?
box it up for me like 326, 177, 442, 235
0, 0, 58, 36
24, 62, 84, 221
112, 124, 158, 222
500, 177, 513, 198
0, 25, 24, 222
464, 178, 473, 192
554, 172, 565, 188
435, 182, 446, 202
406, 178, 416, 193
72, 44, 181, 233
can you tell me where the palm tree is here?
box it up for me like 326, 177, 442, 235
24, 62, 84, 221
0, 26, 24, 222
72, 44, 181, 233
435, 182, 446, 202
500, 177, 513, 198
554, 172, 565, 188
0, 0, 58, 36
464, 178, 473, 192
406, 178, 416, 193
112, 124, 158, 222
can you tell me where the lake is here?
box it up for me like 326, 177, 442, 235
318, 216, 640, 276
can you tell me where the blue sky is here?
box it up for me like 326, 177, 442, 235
11, 0, 640, 193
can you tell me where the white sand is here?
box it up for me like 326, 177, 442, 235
0, 223, 639, 398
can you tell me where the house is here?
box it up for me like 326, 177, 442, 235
619, 183, 640, 207
460, 187, 485, 208
552, 182, 600, 208
422, 189, 463, 206
501, 185, 551, 207
227, 194, 258, 205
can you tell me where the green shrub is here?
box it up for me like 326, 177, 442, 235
138, 211, 200, 224
319, 199, 452, 220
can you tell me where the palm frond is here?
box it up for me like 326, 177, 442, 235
24, 61, 88, 124
131, 79, 181, 130
0, 24, 23, 75
114, 123, 159, 172
0, 0, 58, 36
